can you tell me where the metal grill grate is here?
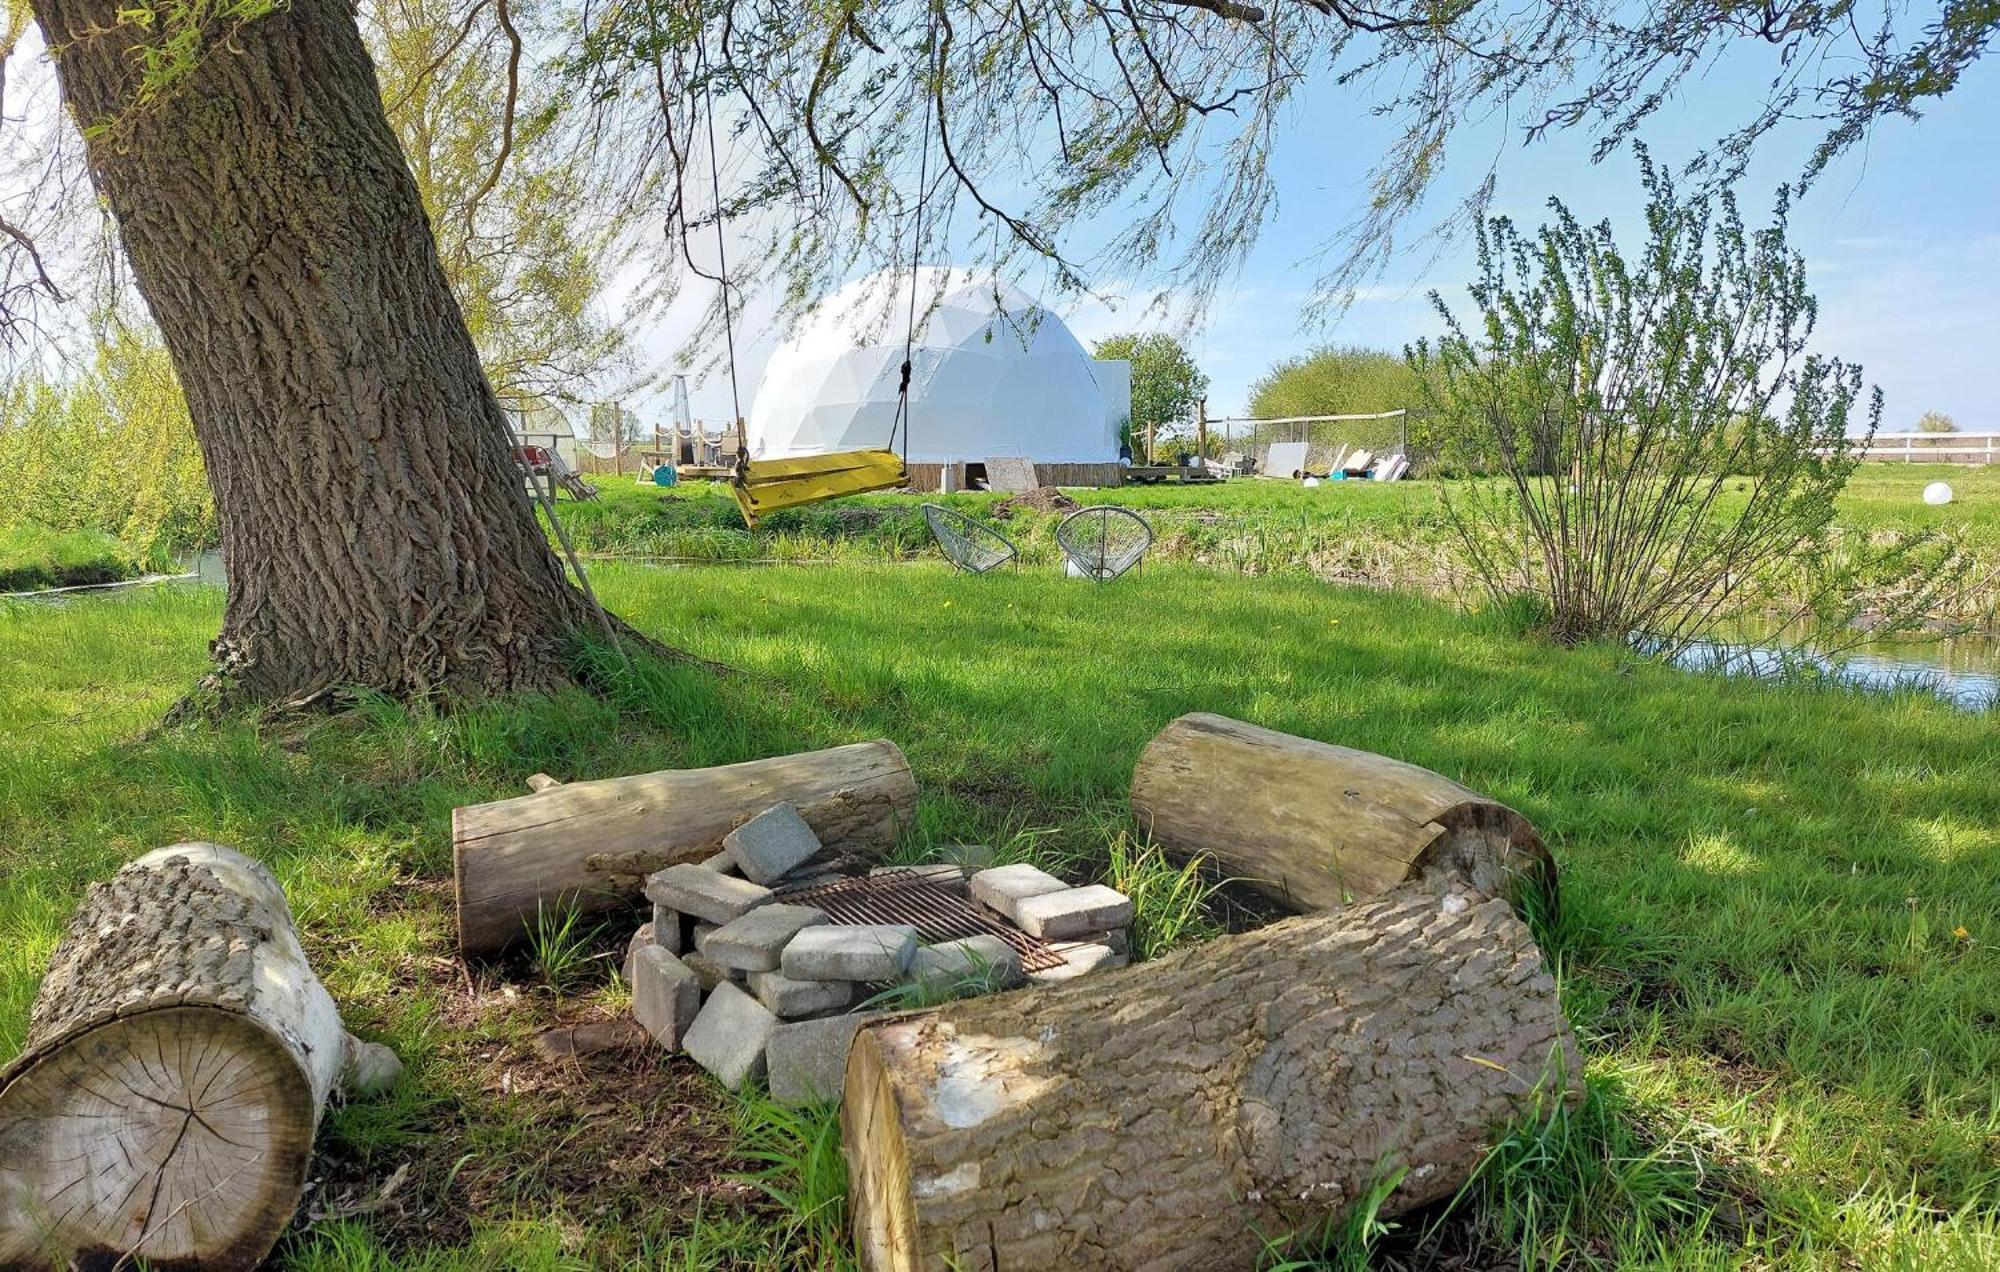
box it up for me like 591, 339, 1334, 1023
777, 869, 1066, 972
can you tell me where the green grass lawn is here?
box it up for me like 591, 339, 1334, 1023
555, 465, 2000, 627
0, 523, 137, 591
2, 565, 1996, 1267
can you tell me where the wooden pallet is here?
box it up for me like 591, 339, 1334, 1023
1124, 464, 1221, 485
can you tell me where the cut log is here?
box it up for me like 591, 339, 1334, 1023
0, 843, 399, 1270
1131, 712, 1554, 913
454, 740, 917, 955
843, 884, 1579, 1271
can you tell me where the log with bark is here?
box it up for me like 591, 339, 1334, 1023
1131, 713, 1554, 913
843, 884, 1580, 1271
0, 843, 400, 1270
454, 740, 918, 955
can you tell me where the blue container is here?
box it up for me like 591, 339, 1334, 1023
653, 465, 678, 487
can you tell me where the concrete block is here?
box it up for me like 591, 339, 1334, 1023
700, 850, 741, 876
749, 968, 854, 1018
705, 903, 830, 973
650, 905, 687, 954
631, 946, 701, 1049
682, 950, 740, 993
1078, 927, 1130, 957
1027, 941, 1128, 986
767, 1012, 884, 1106
907, 934, 1022, 997
781, 924, 918, 982
722, 801, 823, 885
682, 981, 778, 1091
969, 863, 1070, 922
622, 921, 658, 982
645, 862, 773, 925
1014, 885, 1135, 940
691, 922, 718, 956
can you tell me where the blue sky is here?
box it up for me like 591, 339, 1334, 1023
650, 39, 2000, 434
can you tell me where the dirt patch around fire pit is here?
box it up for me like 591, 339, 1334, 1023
991, 486, 1080, 518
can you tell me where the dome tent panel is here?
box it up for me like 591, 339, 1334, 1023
747, 267, 1119, 469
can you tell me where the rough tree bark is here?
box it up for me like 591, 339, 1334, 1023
1131, 713, 1555, 913
454, 740, 918, 955
33, 0, 600, 703
843, 884, 1581, 1272
0, 843, 399, 1269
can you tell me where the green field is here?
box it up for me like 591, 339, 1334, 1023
3, 563, 1995, 1267
0, 524, 137, 592
554, 465, 2000, 628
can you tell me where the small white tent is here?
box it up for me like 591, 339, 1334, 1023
748, 268, 1126, 486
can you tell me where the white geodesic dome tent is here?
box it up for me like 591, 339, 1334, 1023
747, 268, 1125, 466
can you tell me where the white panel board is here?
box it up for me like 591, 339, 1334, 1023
1265, 442, 1309, 478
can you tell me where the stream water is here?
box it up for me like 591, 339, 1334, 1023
1667, 619, 1998, 711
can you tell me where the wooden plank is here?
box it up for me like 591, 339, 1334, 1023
740, 449, 906, 483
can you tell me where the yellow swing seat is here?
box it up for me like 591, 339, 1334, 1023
732, 447, 910, 527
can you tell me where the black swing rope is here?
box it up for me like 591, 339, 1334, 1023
888, 11, 938, 463
700, 19, 933, 470
697, 42, 745, 463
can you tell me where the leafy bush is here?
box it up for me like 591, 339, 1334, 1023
1411, 155, 1915, 652
0, 334, 214, 564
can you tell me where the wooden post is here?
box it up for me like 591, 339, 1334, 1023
1145, 418, 1156, 465
1196, 397, 1207, 464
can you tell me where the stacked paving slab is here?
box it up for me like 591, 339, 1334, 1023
624, 801, 1134, 1104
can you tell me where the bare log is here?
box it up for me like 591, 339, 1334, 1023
1131, 713, 1554, 912
843, 884, 1579, 1271
0, 843, 398, 1270
454, 740, 918, 955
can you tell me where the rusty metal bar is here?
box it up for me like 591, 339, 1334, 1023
782, 869, 1066, 972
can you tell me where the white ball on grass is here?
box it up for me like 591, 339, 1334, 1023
1923, 481, 1954, 506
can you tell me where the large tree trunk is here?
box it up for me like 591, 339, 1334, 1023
34, 0, 595, 703
454, 740, 919, 955
0, 843, 399, 1269
842, 884, 1580, 1272
1131, 713, 1555, 913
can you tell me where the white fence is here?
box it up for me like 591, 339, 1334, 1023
1826, 432, 1999, 464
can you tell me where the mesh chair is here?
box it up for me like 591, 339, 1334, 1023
1057, 506, 1153, 581
923, 503, 1018, 574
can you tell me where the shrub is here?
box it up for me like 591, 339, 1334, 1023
1411, 153, 1893, 653
1248, 345, 1415, 420
0, 334, 215, 564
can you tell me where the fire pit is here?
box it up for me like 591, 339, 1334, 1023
623, 802, 1133, 1103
